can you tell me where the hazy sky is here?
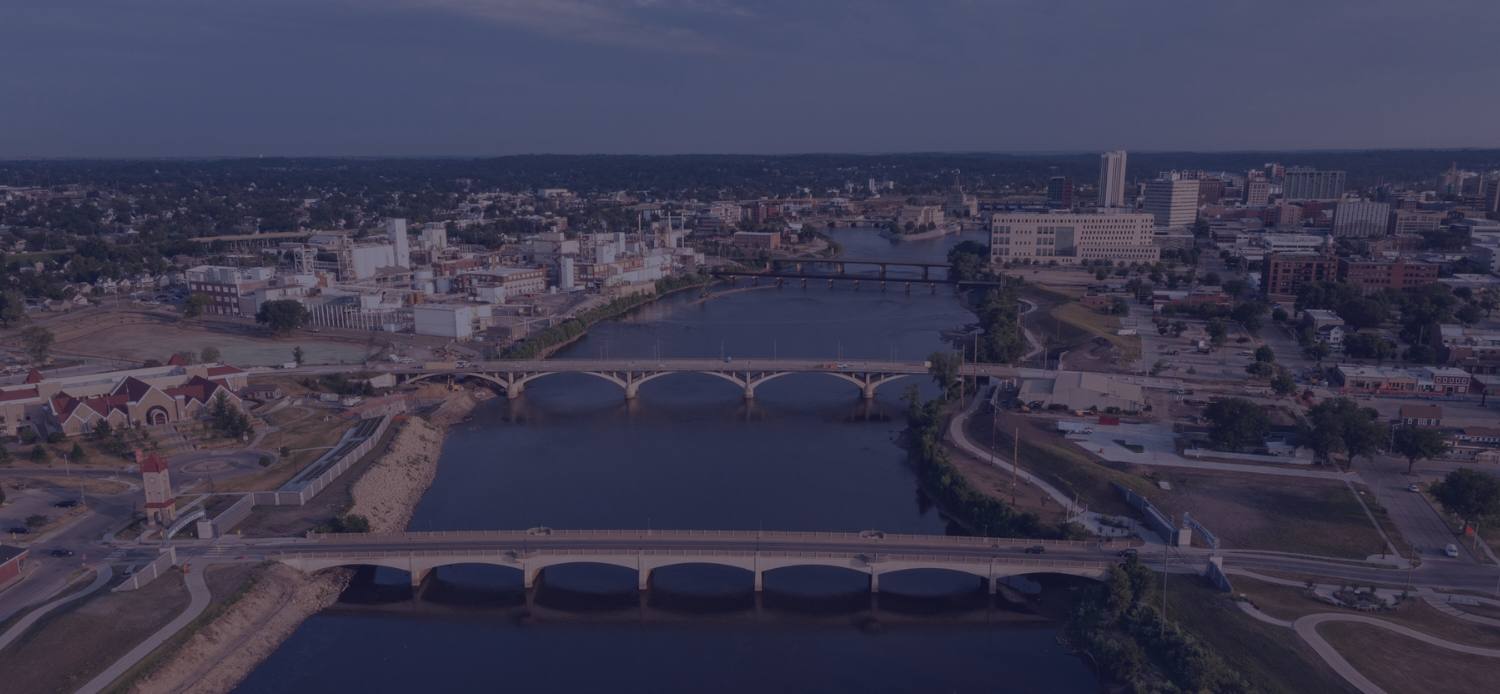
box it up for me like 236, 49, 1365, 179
3, 0, 1497, 157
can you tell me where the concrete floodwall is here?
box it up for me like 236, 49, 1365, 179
1113, 482, 1190, 546
1205, 555, 1234, 592
115, 547, 178, 592
296, 411, 394, 500
198, 494, 256, 539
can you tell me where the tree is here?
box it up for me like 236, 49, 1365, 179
927, 351, 961, 399
68, 442, 87, 464
29, 445, 50, 463
1392, 426, 1448, 474
20, 325, 55, 365
1304, 340, 1331, 365
183, 293, 211, 318
1206, 319, 1227, 346
0, 290, 25, 327
947, 241, 989, 282
1271, 307, 1289, 323
1270, 368, 1296, 396
293, 346, 305, 366
200, 346, 221, 363
255, 299, 309, 335
1254, 345, 1275, 363
1431, 468, 1500, 532
1303, 398, 1386, 468
1203, 398, 1270, 452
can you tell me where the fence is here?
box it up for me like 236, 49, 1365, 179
114, 547, 178, 592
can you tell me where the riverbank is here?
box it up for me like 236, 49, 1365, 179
126, 387, 485, 694
508, 276, 716, 359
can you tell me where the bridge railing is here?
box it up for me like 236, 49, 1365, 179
303, 528, 1135, 551
272, 547, 1112, 570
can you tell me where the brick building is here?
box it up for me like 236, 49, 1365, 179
1337, 258, 1439, 293
1262, 251, 1337, 301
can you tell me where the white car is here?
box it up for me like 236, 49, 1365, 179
1444, 543, 1460, 558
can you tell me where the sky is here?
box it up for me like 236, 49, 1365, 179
2, 0, 1498, 157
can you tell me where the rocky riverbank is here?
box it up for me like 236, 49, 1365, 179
129, 386, 484, 694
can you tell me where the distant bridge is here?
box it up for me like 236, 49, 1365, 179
283, 358, 1024, 400
712, 257, 1006, 289
269, 529, 1118, 594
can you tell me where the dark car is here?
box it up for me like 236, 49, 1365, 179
48, 548, 75, 558
1024, 545, 1046, 554
7, 527, 29, 535
53, 499, 80, 508
1117, 548, 1138, 559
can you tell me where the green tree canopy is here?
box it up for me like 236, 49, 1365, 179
20, 325, 55, 364
1302, 397, 1386, 468
255, 299, 309, 336
1392, 426, 1448, 474
1204, 398, 1270, 452
1431, 468, 1500, 530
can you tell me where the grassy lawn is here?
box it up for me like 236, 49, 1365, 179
967, 411, 1152, 518
1154, 577, 1357, 694
1050, 302, 1142, 363
1321, 622, 1500, 693
1144, 470, 1388, 559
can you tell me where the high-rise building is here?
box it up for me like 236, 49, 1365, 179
1243, 176, 1271, 207
1331, 199, 1391, 238
1263, 251, 1337, 300
1097, 150, 1128, 208
1046, 176, 1074, 210
385, 218, 411, 269
989, 210, 1159, 265
1389, 209, 1443, 236
1283, 168, 1347, 201
1143, 176, 1200, 229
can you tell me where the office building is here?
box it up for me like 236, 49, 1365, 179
1046, 176, 1074, 210
989, 210, 1159, 265
1263, 251, 1337, 300
1143, 176, 1200, 229
1389, 209, 1444, 236
1331, 199, 1391, 238
1244, 176, 1271, 207
1097, 150, 1128, 207
1338, 257, 1439, 293
1283, 168, 1347, 201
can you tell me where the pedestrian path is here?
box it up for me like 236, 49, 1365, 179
0, 564, 113, 652
76, 567, 210, 694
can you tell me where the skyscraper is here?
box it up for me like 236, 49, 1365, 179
1282, 168, 1347, 201
1143, 176, 1200, 229
1046, 176, 1074, 210
1097, 150, 1128, 208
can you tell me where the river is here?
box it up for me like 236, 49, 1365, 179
235, 229, 1097, 693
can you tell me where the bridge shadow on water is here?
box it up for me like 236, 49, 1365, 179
334, 564, 1093, 627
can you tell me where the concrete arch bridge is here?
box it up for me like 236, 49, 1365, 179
271, 529, 1115, 594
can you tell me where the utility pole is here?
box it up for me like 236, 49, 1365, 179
1011, 426, 1019, 507
1162, 523, 1169, 637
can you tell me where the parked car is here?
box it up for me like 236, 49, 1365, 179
53, 499, 80, 508
47, 548, 75, 558
7, 527, 29, 535
1024, 545, 1046, 555
1117, 548, 1138, 559
1444, 543, 1460, 558
1407, 484, 1421, 493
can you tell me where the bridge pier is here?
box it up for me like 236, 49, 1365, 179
753, 569, 763, 593
638, 568, 651, 592
743, 384, 756, 400
869, 570, 880, 594
524, 565, 541, 590
506, 383, 524, 399
624, 382, 640, 399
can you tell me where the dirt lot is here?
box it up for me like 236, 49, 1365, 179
1145, 470, 1387, 559
29, 307, 372, 367
0, 570, 191, 693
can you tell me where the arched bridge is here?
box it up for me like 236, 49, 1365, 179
300, 358, 1021, 400
270, 529, 1118, 594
